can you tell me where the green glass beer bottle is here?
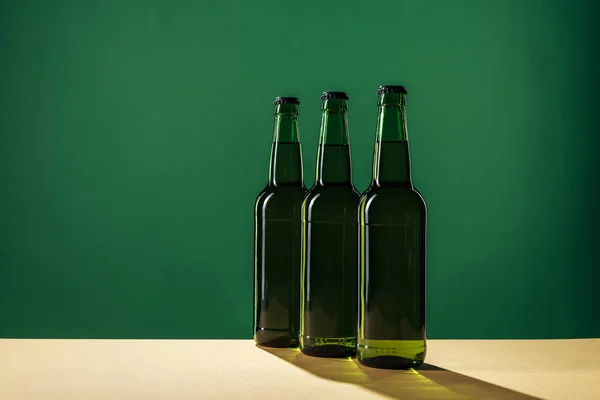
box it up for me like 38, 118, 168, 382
300, 92, 359, 358
254, 97, 307, 347
357, 86, 427, 369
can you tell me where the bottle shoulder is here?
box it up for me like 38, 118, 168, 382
302, 185, 360, 222
304, 185, 358, 208
256, 184, 307, 198
359, 185, 425, 201
359, 185, 427, 218
255, 185, 307, 214
304, 184, 360, 201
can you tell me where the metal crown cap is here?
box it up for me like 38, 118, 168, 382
273, 97, 300, 105
377, 85, 407, 94
320, 92, 349, 100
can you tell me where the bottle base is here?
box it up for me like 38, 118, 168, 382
357, 339, 426, 369
358, 355, 424, 369
300, 336, 356, 358
254, 328, 299, 348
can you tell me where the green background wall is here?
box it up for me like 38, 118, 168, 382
1, 0, 598, 339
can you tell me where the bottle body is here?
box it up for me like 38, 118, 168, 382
300, 93, 359, 357
357, 185, 426, 368
300, 185, 359, 356
357, 86, 427, 368
254, 98, 306, 348
255, 183, 306, 347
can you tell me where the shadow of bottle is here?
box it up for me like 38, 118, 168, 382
258, 345, 543, 400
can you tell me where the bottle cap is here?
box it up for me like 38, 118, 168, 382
377, 85, 407, 94
320, 92, 349, 100
273, 97, 300, 105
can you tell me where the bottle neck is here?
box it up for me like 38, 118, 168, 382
269, 103, 303, 186
372, 92, 412, 187
315, 99, 352, 186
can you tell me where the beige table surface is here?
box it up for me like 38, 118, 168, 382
0, 339, 598, 400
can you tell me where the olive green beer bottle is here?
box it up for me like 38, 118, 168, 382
254, 97, 307, 347
357, 86, 427, 369
300, 92, 359, 357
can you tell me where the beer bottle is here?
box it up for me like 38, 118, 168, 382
357, 86, 427, 368
300, 92, 359, 357
254, 97, 307, 347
